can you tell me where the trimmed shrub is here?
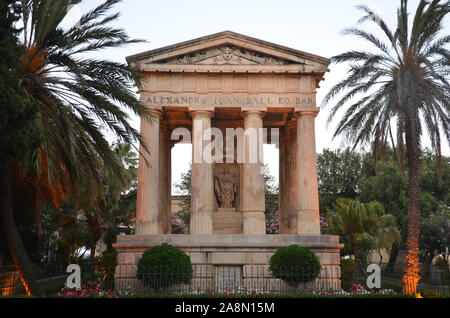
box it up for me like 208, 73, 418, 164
339, 258, 355, 291
269, 245, 321, 287
137, 243, 193, 289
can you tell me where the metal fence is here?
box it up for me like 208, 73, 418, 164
1, 264, 449, 297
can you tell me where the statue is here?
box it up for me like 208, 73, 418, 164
214, 166, 238, 208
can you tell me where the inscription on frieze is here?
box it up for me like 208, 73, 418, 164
145, 94, 314, 106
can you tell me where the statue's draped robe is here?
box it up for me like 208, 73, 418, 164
215, 172, 237, 208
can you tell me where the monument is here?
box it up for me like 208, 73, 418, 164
114, 31, 343, 291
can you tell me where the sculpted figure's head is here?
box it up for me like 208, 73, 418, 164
222, 47, 233, 60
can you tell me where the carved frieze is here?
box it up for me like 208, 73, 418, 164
158, 46, 292, 65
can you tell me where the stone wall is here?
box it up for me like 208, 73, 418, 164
114, 234, 343, 292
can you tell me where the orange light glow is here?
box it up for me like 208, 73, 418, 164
1, 277, 15, 296
402, 249, 421, 295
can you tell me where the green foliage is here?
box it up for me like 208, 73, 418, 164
358, 159, 408, 241
99, 249, 118, 288
14, 0, 149, 220
323, 0, 449, 170
323, 0, 450, 292
264, 164, 279, 223
327, 199, 399, 274
46, 204, 92, 264
339, 258, 355, 291
0, 0, 41, 165
137, 244, 193, 289
269, 245, 321, 286
317, 148, 362, 214
53, 239, 70, 265
420, 150, 450, 203
173, 165, 192, 230
420, 205, 450, 265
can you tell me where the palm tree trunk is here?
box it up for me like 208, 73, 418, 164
402, 129, 421, 294
0, 165, 42, 296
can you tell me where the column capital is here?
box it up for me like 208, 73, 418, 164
241, 110, 266, 118
294, 107, 320, 118
190, 110, 213, 119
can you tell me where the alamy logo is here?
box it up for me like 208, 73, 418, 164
66, 264, 81, 290
171, 126, 279, 167
366, 264, 381, 289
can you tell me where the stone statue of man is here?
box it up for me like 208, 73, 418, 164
214, 166, 237, 208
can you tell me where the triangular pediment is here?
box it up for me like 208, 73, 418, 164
127, 31, 330, 71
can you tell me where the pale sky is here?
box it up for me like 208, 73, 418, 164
62, 0, 450, 193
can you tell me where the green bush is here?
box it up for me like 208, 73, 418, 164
137, 243, 193, 289
269, 245, 321, 287
339, 258, 355, 291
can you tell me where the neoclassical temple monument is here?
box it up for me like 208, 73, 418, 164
114, 31, 343, 289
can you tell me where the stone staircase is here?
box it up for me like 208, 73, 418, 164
213, 208, 243, 234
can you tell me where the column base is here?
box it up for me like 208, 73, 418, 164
190, 211, 213, 234
297, 210, 321, 234
135, 221, 157, 235
242, 211, 266, 234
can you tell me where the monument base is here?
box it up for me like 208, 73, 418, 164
113, 234, 343, 293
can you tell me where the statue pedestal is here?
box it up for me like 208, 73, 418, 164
213, 208, 242, 234
113, 234, 343, 292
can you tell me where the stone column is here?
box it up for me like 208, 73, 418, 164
296, 109, 321, 234
136, 109, 161, 235
278, 127, 287, 233
158, 121, 172, 234
241, 111, 266, 234
190, 111, 214, 234
279, 120, 298, 234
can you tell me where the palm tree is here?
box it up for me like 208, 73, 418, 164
83, 143, 137, 280
3, 0, 151, 295
0, 0, 42, 297
323, 0, 449, 294
327, 198, 399, 282
372, 212, 402, 266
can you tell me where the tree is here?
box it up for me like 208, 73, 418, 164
46, 204, 91, 265
7, 0, 150, 295
173, 164, 192, 231
420, 204, 450, 267
358, 158, 408, 271
263, 164, 279, 225
323, 0, 450, 294
82, 143, 137, 279
327, 198, 399, 281
317, 148, 362, 214
0, 0, 42, 296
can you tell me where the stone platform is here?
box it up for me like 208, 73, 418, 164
113, 234, 343, 292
